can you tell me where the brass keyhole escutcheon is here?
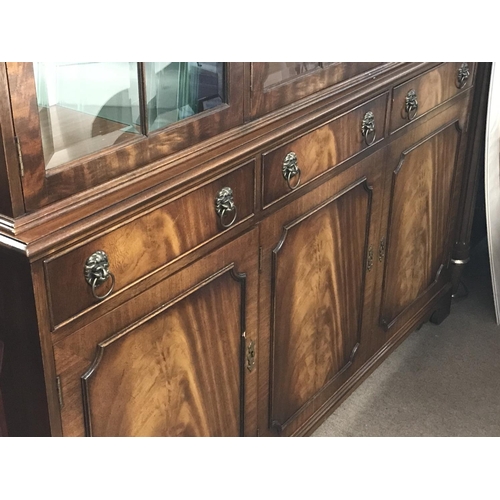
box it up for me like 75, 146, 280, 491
367, 245, 374, 272
246, 340, 256, 372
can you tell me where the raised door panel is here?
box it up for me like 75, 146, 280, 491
271, 182, 369, 430
258, 151, 385, 436
54, 229, 258, 436
82, 269, 244, 437
380, 121, 463, 331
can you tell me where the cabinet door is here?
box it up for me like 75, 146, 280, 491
258, 150, 386, 436
247, 62, 387, 119
6, 62, 244, 210
377, 99, 470, 336
53, 229, 258, 437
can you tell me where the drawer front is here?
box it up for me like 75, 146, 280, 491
262, 92, 388, 207
390, 62, 475, 133
44, 161, 255, 329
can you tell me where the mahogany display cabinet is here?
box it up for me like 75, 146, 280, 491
0, 62, 490, 436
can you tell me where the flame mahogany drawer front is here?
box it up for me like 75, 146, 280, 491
390, 62, 476, 134
261, 92, 389, 208
44, 161, 255, 330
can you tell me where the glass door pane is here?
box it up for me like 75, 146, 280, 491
263, 62, 321, 88
144, 62, 225, 132
34, 62, 142, 170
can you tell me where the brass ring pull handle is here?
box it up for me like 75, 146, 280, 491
215, 187, 238, 228
361, 111, 376, 146
405, 89, 418, 121
84, 250, 115, 301
282, 152, 301, 190
457, 63, 470, 89
90, 273, 115, 300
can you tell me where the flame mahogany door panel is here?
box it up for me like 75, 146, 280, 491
376, 98, 470, 339
53, 229, 259, 437
258, 150, 386, 437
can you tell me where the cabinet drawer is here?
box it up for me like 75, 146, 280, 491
262, 92, 388, 207
44, 161, 255, 329
390, 62, 475, 133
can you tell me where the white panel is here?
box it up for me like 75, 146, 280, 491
485, 63, 500, 324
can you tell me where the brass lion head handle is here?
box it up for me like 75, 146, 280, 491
84, 250, 115, 301
215, 187, 238, 228
282, 152, 301, 190
361, 111, 376, 146
405, 89, 418, 121
457, 63, 470, 89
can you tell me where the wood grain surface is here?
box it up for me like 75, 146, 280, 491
4, 63, 431, 250
262, 93, 388, 207
270, 181, 371, 430
249, 62, 387, 119
45, 161, 254, 329
82, 269, 244, 437
258, 148, 386, 436
5, 62, 48, 210
0, 62, 484, 438
390, 62, 475, 134
53, 229, 259, 437
0, 63, 24, 218
380, 122, 462, 328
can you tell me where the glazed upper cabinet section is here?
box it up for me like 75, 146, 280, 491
247, 62, 387, 119
7, 62, 242, 210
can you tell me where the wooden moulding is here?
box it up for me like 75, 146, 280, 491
1, 64, 435, 250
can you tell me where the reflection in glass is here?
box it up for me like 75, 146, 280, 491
145, 62, 225, 132
263, 62, 321, 88
34, 62, 141, 170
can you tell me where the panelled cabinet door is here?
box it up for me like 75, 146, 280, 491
258, 150, 386, 436
375, 98, 471, 338
247, 62, 387, 119
53, 230, 259, 437
6, 62, 244, 210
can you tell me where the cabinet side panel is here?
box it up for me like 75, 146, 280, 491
0, 247, 50, 436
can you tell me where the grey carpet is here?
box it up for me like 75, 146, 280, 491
313, 239, 500, 437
